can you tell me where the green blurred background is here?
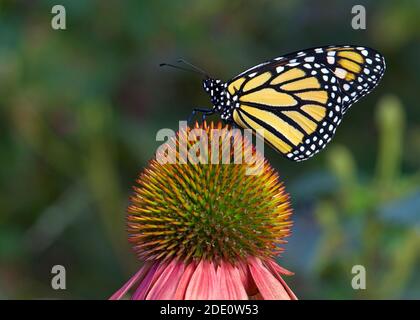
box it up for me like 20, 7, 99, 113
1, 0, 419, 299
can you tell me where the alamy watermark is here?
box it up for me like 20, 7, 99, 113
51, 265, 66, 290
351, 265, 366, 290
351, 5, 366, 30
51, 5, 66, 30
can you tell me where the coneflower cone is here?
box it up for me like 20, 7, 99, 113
111, 122, 296, 300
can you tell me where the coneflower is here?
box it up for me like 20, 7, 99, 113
110, 122, 296, 300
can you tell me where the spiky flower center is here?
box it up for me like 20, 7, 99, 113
127, 122, 292, 263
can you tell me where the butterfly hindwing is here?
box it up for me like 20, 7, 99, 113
227, 45, 385, 161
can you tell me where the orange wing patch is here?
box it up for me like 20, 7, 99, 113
301, 105, 327, 121
337, 51, 364, 63
295, 90, 328, 104
282, 111, 317, 134
240, 88, 297, 107
237, 110, 293, 153
326, 47, 366, 81
232, 109, 248, 128
338, 58, 361, 74
280, 76, 321, 91
243, 72, 272, 92
227, 77, 246, 95
240, 105, 304, 145
271, 68, 305, 85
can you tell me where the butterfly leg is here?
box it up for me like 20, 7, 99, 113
188, 108, 215, 124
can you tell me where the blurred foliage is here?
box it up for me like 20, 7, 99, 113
284, 96, 420, 299
0, 0, 419, 299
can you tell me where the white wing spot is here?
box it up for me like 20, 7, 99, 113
276, 66, 284, 73
335, 68, 347, 79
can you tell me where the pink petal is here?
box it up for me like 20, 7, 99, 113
265, 259, 294, 276
250, 293, 263, 300
132, 261, 168, 300
109, 262, 152, 300
248, 257, 292, 300
237, 261, 258, 296
264, 259, 297, 300
145, 260, 185, 300
213, 263, 230, 299
185, 260, 217, 300
218, 261, 248, 300
173, 261, 197, 299
276, 275, 297, 300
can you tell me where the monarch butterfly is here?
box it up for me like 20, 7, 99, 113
162, 45, 386, 162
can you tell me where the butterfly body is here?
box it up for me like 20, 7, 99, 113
203, 78, 233, 121
201, 45, 386, 161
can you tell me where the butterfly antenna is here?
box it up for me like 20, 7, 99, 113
159, 63, 204, 76
177, 59, 209, 78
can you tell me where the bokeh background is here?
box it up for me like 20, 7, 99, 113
1, 0, 419, 299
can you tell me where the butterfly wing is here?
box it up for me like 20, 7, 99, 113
289, 45, 386, 113
227, 45, 385, 161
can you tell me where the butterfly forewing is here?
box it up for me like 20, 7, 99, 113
227, 45, 385, 161
290, 46, 386, 113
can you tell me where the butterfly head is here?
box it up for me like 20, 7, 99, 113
203, 78, 232, 121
